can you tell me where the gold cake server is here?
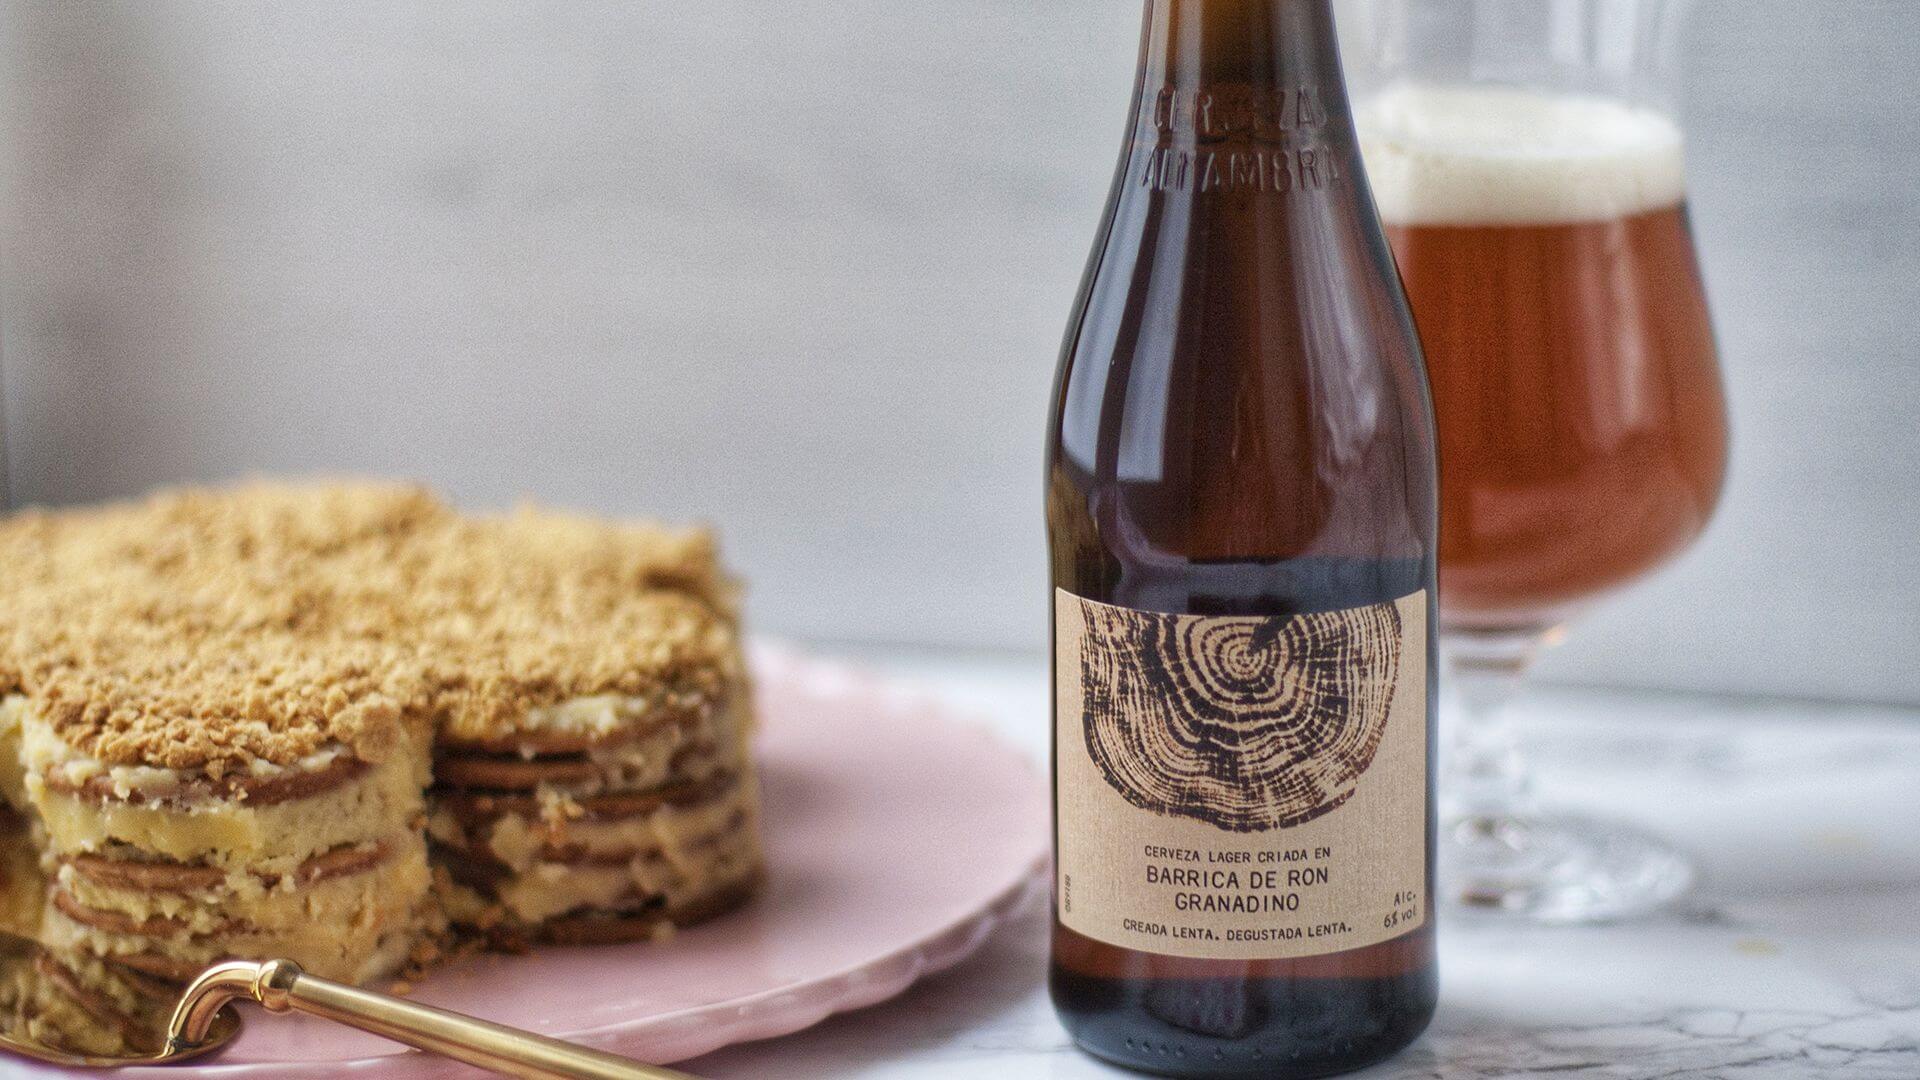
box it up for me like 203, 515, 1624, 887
0, 931, 700, 1077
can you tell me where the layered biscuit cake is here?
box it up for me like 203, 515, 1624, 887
0, 483, 760, 984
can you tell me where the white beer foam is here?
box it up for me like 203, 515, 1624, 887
1356, 83, 1687, 226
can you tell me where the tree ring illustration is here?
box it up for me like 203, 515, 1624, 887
1078, 600, 1401, 832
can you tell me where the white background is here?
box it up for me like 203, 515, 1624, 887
1, 1, 1915, 703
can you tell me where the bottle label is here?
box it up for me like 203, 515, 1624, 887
1054, 589, 1428, 960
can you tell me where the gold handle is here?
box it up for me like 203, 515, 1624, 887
169, 960, 701, 1080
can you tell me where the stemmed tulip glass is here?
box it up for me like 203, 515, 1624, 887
1341, 0, 1730, 921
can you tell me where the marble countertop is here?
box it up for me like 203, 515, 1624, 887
687, 650, 1920, 1080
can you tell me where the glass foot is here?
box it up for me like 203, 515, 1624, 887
1440, 812, 1696, 923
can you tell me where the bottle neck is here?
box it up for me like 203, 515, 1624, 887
1129, 0, 1350, 142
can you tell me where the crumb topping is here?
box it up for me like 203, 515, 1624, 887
0, 481, 740, 775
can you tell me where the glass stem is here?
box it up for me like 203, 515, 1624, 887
1442, 629, 1551, 823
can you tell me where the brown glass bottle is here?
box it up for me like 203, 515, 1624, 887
1045, 1, 1437, 1077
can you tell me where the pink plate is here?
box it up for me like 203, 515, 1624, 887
48, 645, 1048, 1078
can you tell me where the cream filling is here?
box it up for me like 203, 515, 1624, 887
511, 689, 748, 754
0, 951, 169, 1058
437, 780, 752, 873
572, 722, 713, 794
26, 747, 425, 871
516, 690, 715, 744
483, 831, 761, 924
21, 719, 359, 802
436, 778, 762, 925
446, 694, 747, 805
45, 903, 431, 986
55, 833, 427, 933
53, 849, 335, 905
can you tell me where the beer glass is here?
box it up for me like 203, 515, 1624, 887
1343, 0, 1729, 921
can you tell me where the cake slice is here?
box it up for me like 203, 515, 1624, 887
19, 634, 437, 984
0, 487, 453, 985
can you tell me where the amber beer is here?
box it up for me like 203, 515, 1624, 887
1361, 85, 1729, 631
1045, 1, 1438, 1075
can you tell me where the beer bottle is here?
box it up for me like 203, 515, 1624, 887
1045, 1, 1438, 1075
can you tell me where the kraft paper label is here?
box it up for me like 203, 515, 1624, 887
1054, 589, 1428, 960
